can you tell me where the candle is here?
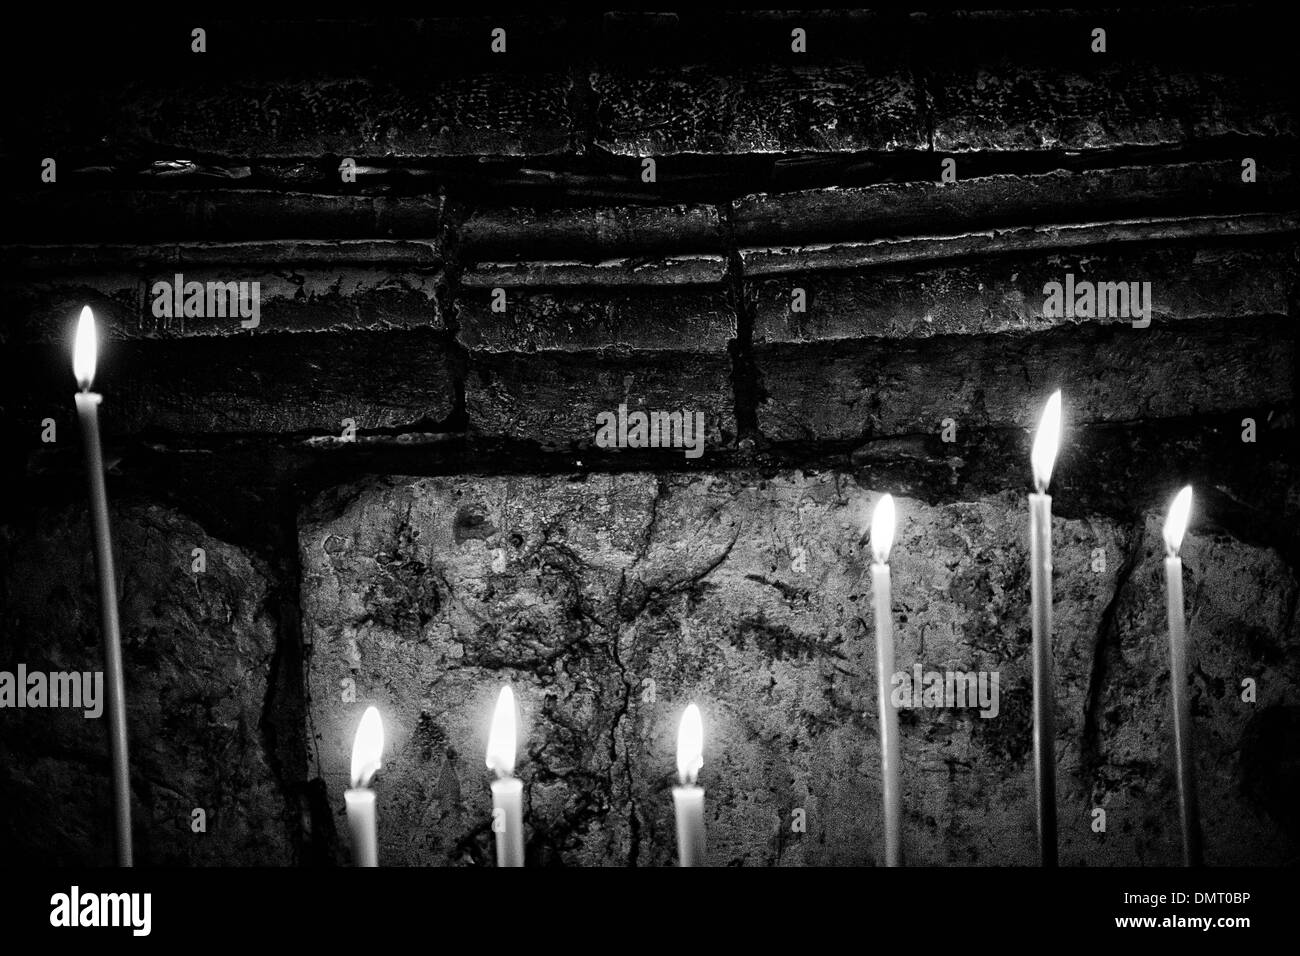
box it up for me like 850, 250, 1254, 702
673, 702, 706, 867
1028, 390, 1062, 867
73, 306, 133, 868
486, 685, 524, 867
344, 705, 384, 867
870, 493, 902, 866
1163, 486, 1202, 867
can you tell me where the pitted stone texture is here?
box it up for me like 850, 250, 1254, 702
754, 319, 1293, 442
465, 352, 735, 450
593, 66, 925, 155
301, 472, 1299, 865
0, 502, 289, 865
1083, 515, 1300, 865
301, 475, 646, 866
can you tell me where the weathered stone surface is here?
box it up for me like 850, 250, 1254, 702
928, 67, 1295, 153
754, 319, 1293, 443
748, 238, 1296, 343
457, 256, 733, 353
461, 204, 723, 261
0, 501, 289, 865
592, 66, 925, 155
4, 190, 446, 243
730, 160, 1300, 249
465, 352, 735, 450
5, 331, 458, 437
15, 75, 576, 162
1081, 514, 1300, 864
300, 471, 1299, 865
2, 240, 444, 343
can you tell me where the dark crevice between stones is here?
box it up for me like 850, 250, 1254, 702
1080, 524, 1146, 800
607, 612, 639, 867
721, 202, 759, 447
435, 192, 472, 437
19, 139, 1295, 212
261, 477, 332, 865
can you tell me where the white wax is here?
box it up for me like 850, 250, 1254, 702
76, 390, 134, 868
1165, 555, 1201, 866
491, 777, 525, 867
872, 562, 902, 866
1029, 492, 1057, 867
673, 785, 705, 867
345, 788, 378, 867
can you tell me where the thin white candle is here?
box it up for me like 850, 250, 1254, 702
344, 705, 384, 867
1163, 486, 1201, 866
73, 306, 133, 868
870, 494, 902, 866
486, 686, 524, 867
1029, 390, 1061, 867
673, 703, 706, 867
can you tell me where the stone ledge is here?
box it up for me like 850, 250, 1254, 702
1, 240, 445, 343
5, 331, 458, 437
747, 234, 1298, 343
753, 318, 1293, 443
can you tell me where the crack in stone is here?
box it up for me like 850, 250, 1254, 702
1080, 523, 1146, 799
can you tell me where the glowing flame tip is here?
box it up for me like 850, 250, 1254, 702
676, 703, 703, 786
349, 706, 384, 789
486, 685, 518, 777
73, 306, 97, 389
870, 494, 896, 564
1031, 390, 1062, 492
1163, 485, 1193, 555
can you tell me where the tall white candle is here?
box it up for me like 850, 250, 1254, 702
870, 494, 902, 866
673, 703, 706, 867
344, 705, 384, 867
1029, 390, 1062, 867
73, 306, 133, 868
1163, 486, 1202, 866
487, 686, 524, 867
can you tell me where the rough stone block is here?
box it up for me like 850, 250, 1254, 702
300, 471, 1299, 865
465, 351, 735, 450
753, 319, 1293, 443
0, 501, 289, 865
593, 66, 925, 155
457, 255, 732, 353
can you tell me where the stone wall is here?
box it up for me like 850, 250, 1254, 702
1, 8, 1296, 866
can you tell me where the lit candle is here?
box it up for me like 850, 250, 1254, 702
1028, 390, 1062, 867
486, 686, 524, 867
73, 306, 133, 868
673, 703, 706, 867
870, 494, 902, 866
1163, 486, 1202, 867
344, 705, 384, 867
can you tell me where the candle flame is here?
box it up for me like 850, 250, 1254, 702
1031, 390, 1062, 493
676, 703, 704, 786
870, 494, 896, 564
486, 685, 518, 777
349, 705, 384, 789
1162, 485, 1193, 556
73, 306, 97, 390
